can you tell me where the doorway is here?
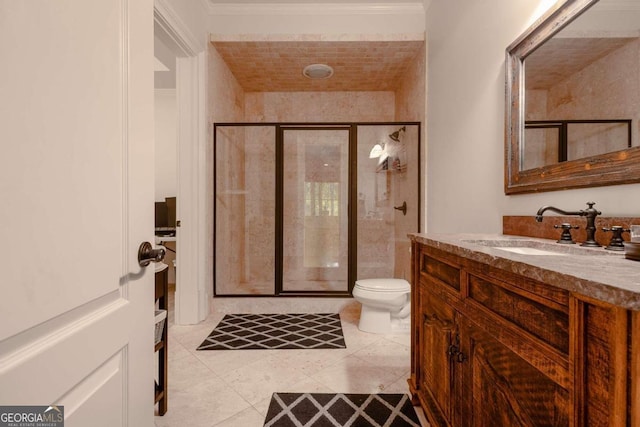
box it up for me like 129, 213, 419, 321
154, 19, 179, 320
214, 122, 420, 296
153, 6, 209, 325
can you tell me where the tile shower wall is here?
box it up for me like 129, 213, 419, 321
390, 125, 420, 280
394, 45, 425, 279
210, 43, 425, 295
244, 128, 276, 289
536, 38, 639, 130
246, 92, 399, 288
245, 92, 395, 123
356, 125, 420, 281
215, 126, 245, 293
208, 46, 247, 296
357, 126, 396, 280
246, 92, 397, 291
216, 123, 419, 295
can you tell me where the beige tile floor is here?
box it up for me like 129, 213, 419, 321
154, 295, 427, 426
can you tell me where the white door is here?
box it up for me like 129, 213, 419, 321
0, 1, 155, 426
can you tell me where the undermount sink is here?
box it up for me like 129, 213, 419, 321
493, 246, 567, 256
461, 238, 617, 257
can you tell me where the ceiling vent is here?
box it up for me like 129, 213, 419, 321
302, 63, 334, 80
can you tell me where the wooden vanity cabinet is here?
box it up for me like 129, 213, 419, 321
418, 287, 458, 425
409, 240, 638, 427
458, 316, 570, 426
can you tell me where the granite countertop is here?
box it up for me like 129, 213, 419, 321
410, 233, 640, 310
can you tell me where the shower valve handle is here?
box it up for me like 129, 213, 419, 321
394, 201, 407, 216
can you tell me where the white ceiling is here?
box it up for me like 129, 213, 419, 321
207, 0, 423, 3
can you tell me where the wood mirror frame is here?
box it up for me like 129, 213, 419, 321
505, 0, 640, 194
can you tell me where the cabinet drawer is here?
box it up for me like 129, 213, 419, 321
468, 274, 569, 354
421, 254, 460, 292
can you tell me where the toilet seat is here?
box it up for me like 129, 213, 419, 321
355, 278, 410, 292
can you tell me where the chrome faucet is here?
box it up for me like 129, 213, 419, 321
535, 202, 602, 247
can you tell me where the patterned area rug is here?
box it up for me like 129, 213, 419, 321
196, 313, 346, 350
263, 393, 421, 427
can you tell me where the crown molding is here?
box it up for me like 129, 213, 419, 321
205, 2, 424, 16
209, 32, 425, 42
154, 0, 204, 54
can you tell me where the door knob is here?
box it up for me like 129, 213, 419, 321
138, 241, 166, 267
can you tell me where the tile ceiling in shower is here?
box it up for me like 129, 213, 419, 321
211, 40, 425, 92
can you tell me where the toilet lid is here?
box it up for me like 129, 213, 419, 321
355, 278, 410, 292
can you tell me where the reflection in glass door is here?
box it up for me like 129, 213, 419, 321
280, 127, 350, 293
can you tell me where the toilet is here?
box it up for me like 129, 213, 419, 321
352, 278, 411, 334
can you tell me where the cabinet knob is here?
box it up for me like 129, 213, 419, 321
447, 344, 459, 357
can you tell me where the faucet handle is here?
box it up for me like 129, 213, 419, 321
554, 223, 579, 244
602, 226, 629, 251
585, 201, 602, 215
602, 226, 630, 233
555, 223, 579, 230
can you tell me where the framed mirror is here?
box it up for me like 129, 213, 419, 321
505, 0, 640, 194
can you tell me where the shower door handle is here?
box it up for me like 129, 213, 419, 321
394, 201, 407, 216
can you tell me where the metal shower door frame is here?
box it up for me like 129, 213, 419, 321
213, 121, 421, 297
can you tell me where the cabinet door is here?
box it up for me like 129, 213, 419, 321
459, 317, 570, 427
420, 289, 457, 425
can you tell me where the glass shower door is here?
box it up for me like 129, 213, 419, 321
281, 127, 350, 293
215, 125, 276, 295
214, 122, 419, 296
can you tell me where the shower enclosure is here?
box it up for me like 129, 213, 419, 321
214, 122, 420, 296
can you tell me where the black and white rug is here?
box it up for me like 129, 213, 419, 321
263, 393, 421, 427
197, 313, 346, 350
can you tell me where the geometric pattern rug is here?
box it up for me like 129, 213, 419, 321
196, 313, 346, 350
263, 393, 421, 427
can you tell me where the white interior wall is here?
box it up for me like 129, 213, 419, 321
154, 89, 177, 201
207, 3, 425, 36
425, 0, 640, 234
